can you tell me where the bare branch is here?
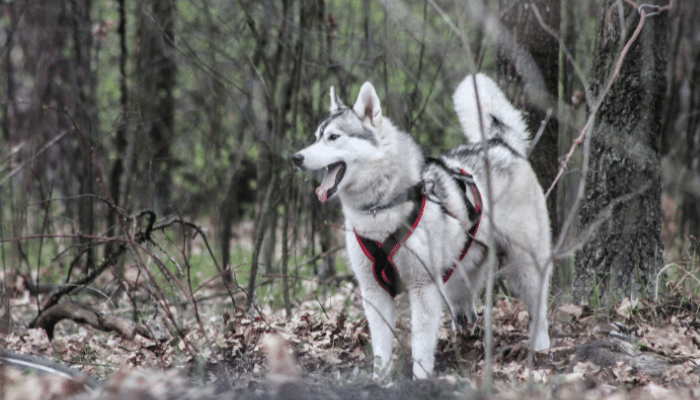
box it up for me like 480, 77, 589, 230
34, 301, 155, 341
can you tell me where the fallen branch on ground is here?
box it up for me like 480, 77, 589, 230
34, 301, 158, 341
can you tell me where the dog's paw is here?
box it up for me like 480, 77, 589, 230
371, 355, 394, 381
452, 311, 477, 334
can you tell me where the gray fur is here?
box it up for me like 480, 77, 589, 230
292, 75, 551, 379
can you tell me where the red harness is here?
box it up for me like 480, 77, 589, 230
354, 169, 482, 297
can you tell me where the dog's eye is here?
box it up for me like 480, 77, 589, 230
328, 133, 340, 141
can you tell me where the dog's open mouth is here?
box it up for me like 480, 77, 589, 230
315, 162, 346, 203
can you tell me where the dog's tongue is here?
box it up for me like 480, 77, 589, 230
315, 165, 341, 203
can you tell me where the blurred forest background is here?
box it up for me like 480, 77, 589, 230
0, 0, 698, 332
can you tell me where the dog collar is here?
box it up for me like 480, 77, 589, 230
356, 183, 424, 216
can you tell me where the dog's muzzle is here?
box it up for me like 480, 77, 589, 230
291, 153, 305, 170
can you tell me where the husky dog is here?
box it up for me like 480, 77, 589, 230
292, 74, 551, 379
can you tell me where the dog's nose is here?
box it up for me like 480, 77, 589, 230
291, 153, 304, 168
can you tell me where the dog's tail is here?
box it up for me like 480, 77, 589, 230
453, 73, 529, 156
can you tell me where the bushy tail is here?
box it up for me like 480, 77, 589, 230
452, 73, 530, 156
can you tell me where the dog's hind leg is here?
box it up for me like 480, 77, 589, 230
408, 282, 443, 379
443, 271, 478, 333
444, 246, 488, 333
500, 246, 551, 351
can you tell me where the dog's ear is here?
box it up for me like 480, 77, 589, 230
329, 86, 345, 112
353, 82, 382, 128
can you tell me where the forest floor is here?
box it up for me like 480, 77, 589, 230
1, 275, 700, 399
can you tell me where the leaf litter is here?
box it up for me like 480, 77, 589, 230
1, 277, 700, 399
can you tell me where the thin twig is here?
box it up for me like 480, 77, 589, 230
527, 108, 553, 158
654, 263, 676, 302
0, 130, 69, 186
545, 3, 669, 198
472, 73, 498, 396
530, 3, 593, 103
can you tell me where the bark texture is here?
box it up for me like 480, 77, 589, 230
138, 0, 176, 216
573, 1, 666, 304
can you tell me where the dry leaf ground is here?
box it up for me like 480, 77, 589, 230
2, 272, 700, 399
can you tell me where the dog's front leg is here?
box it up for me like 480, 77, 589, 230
408, 283, 442, 379
361, 287, 396, 379
346, 232, 396, 379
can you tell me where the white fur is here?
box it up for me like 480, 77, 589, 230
293, 75, 551, 379
453, 73, 530, 155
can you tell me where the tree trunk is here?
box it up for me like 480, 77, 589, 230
573, 0, 666, 305
138, 0, 176, 217
106, 0, 128, 262
70, 0, 97, 272
498, 0, 561, 287
219, 153, 244, 284
678, 3, 700, 244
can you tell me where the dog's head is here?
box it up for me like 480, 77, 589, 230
292, 82, 386, 203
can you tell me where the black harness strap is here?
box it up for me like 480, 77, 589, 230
354, 164, 482, 297
354, 185, 426, 298
441, 167, 482, 282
